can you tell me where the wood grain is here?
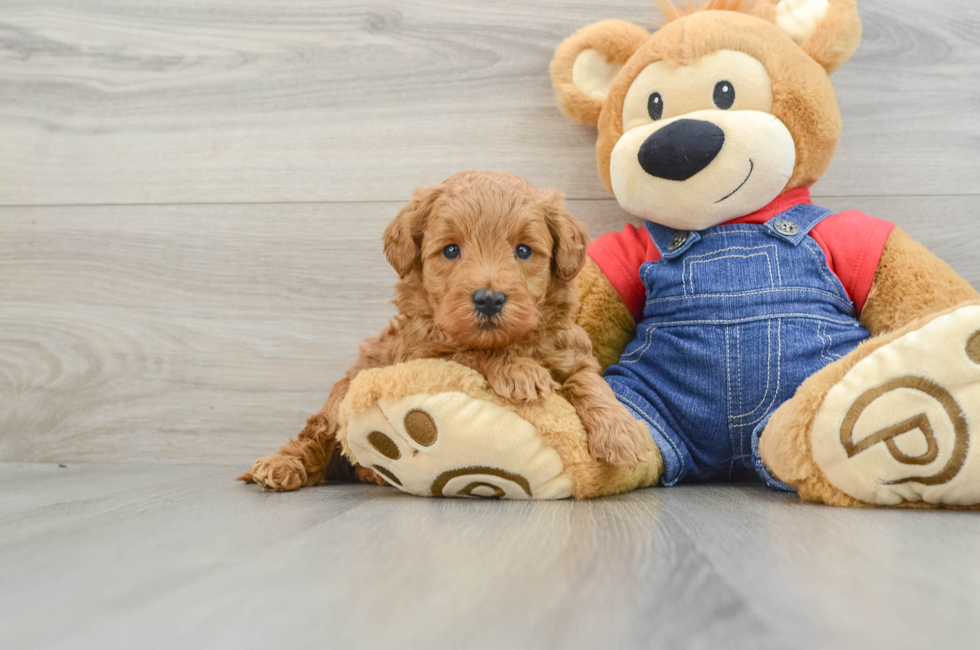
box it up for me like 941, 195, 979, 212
3, 3, 980, 647
0, 202, 398, 463
1, 0, 979, 206
3, 465, 979, 650
2, 196, 978, 464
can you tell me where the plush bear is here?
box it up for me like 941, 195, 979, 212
335, 0, 980, 507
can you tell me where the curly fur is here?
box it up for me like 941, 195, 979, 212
239, 171, 649, 491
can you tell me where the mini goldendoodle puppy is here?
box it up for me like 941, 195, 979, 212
240, 171, 649, 491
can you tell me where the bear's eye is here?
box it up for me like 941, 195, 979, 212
515, 244, 532, 260
647, 92, 664, 121
713, 81, 735, 110
443, 244, 460, 259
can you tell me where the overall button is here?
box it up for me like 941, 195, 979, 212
774, 219, 800, 236
668, 231, 690, 251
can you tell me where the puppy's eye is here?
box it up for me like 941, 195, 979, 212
515, 244, 532, 260
648, 92, 664, 121
443, 244, 460, 260
713, 81, 735, 110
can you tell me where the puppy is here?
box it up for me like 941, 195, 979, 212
240, 171, 649, 491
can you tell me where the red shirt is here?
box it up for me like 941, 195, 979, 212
588, 188, 895, 320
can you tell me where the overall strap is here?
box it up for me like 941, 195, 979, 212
644, 221, 702, 260
762, 203, 835, 246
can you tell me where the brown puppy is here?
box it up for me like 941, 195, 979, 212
240, 171, 649, 491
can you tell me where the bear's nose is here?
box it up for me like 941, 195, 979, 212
472, 289, 507, 317
637, 119, 726, 181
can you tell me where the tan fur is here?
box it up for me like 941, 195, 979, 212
555, 3, 980, 508
588, 11, 843, 196
654, 0, 754, 23
751, 0, 862, 74
551, 2, 861, 197
655, 0, 864, 75
801, 0, 861, 73
573, 257, 636, 372
550, 20, 649, 126
758, 228, 980, 509
337, 359, 664, 499
861, 227, 980, 336
239, 171, 649, 491
760, 300, 980, 509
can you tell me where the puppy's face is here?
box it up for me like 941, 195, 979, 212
384, 171, 588, 349
420, 195, 555, 348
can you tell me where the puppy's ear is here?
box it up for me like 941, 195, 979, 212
550, 20, 649, 126
383, 184, 443, 278
543, 192, 590, 282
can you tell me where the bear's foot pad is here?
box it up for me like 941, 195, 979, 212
812, 306, 980, 506
346, 391, 574, 500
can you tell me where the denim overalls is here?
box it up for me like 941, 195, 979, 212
604, 203, 871, 488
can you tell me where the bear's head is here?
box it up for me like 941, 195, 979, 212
551, 0, 861, 230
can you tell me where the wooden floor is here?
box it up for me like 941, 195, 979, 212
3, 1, 980, 647
3, 464, 980, 650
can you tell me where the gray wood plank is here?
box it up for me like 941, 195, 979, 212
2, 196, 978, 464
0, 202, 399, 464
3, 464, 979, 650
654, 486, 980, 650
1, 0, 978, 206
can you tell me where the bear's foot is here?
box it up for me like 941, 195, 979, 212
767, 304, 980, 508
344, 391, 573, 499
337, 359, 664, 500
338, 359, 576, 499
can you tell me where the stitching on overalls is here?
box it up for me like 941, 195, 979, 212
645, 287, 854, 311
731, 320, 773, 421
640, 313, 859, 327
725, 327, 735, 455
801, 238, 846, 301
816, 322, 829, 364
684, 244, 779, 258
702, 228, 759, 238
819, 322, 842, 362
683, 245, 780, 291
686, 251, 776, 295
619, 325, 657, 364
738, 319, 784, 429
619, 207, 868, 484
773, 246, 783, 285
816, 322, 842, 365
736, 327, 743, 423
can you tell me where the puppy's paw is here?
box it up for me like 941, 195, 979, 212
488, 360, 560, 405
587, 414, 650, 468
354, 464, 390, 486
238, 455, 307, 491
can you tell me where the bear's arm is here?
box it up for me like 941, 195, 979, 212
574, 257, 637, 371
860, 226, 979, 336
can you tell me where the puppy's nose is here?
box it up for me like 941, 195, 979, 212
638, 119, 725, 181
472, 289, 507, 317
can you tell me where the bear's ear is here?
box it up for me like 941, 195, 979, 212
550, 20, 649, 126
752, 0, 861, 74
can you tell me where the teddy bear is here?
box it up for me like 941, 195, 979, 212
332, 0, 980, 508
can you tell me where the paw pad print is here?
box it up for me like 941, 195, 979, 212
344, 393, 573, 500
810, 307, 980, 506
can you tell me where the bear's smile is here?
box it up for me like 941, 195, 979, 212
716, 159, 754, 204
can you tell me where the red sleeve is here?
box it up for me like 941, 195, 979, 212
809, 210, 895, 314
587, 224, 661, 320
